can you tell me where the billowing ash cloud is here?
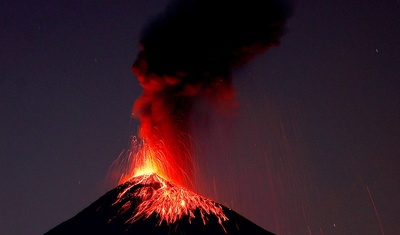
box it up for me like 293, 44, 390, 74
129, 0, 292, 187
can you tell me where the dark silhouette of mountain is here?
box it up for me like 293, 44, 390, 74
44, 174, 275, 235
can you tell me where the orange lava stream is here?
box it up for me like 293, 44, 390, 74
116, 174, 228, 227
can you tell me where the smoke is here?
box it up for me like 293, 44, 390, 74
130, 0, 292, 187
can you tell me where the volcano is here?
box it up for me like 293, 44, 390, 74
44, 174, 275, 235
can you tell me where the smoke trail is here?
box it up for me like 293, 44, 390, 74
128, 0, 292, 187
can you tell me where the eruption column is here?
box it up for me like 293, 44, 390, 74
119, 0, 292, 188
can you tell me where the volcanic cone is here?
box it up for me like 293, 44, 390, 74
45, 174, 274, 235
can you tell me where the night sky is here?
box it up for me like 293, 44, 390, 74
1, 1, 399, 235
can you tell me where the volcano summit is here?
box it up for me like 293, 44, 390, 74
45, 174, 275, 235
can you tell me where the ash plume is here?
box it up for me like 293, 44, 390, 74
129, 0, 292, 187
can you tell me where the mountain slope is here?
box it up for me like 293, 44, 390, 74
45, 174, 274, 235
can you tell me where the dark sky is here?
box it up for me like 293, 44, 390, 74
1, 1, 399, 234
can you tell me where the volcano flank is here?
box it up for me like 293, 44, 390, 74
44, 174, 275, 235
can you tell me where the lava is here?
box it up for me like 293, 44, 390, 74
114, 173, 228, 228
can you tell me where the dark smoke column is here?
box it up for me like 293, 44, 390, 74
128, 0, 292, 188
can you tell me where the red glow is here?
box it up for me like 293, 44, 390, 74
115, 123, 194, 187
114, 70, 208, 188
117, 137, 190, 185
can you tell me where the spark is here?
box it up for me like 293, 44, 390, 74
366, 186, 385, 235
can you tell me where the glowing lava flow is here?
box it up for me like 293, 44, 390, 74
114, 173, 228, 227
